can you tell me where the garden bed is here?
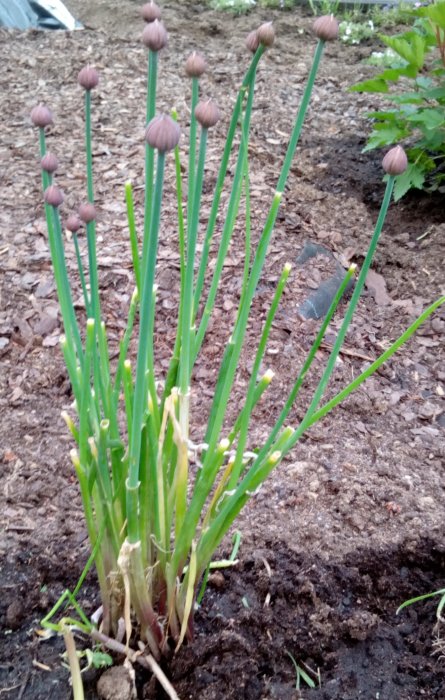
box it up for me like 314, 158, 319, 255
1, 1, 444, 698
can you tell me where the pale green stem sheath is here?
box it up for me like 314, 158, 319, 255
187, 77, 199, 233
143, 50, 158, 270
125, 181, 141, 292
73, 233, 91, 315
227, 370, 274, 446
228, 263, 291, 489
113, 288, 139, 405
85, 91, 94, 203
127, 151, 166, 544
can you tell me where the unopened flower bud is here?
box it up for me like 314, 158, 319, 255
185, 51, 207, 78
257, 22, 275, 47
66, 214, 82, 232
79, 202, 97, 223
145, 114, 181, 152
313, 15, 339, 42
142, 19, 168, 52
245, 30, 259, 53
44, 185, 64, 208
41, 152, 58, 173
195, 99, 220, 129
31, 104, 53, 128
382, 145, 408, 176
141, 1, 161, 23
78, 65, 99, 91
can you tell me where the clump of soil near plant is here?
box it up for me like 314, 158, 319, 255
0, 1, 444, 698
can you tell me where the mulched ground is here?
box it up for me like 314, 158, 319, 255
0, 1, 444, 698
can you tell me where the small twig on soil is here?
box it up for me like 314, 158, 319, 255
17, 671, 30, 700
90, 631, 181, 699
320, 342, 374, 362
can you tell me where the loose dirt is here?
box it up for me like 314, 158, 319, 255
1, 1, 444, 699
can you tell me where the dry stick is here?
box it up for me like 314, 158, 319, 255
90, 631, 180, 699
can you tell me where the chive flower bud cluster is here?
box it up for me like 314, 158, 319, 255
313, 15, 339, 42
31, 104, 53, 128
142, 18, 168, 51
185, 51, 207, 78
195, 99, 220, 129
78, 65, 100, 91
66, 214, 82, 233
44, 185, 64, 208
141, 1, 161, 23
382, 145, 408, 175
145, 114, 181, 152
257, 22, 275, 47
41, 152, 58, 174
79, 202, 97, 223
245, 30, 260, 53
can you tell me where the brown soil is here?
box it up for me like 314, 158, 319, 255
1, 1, 444, 699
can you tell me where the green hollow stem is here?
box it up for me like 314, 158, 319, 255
228, 262, 291, 489
73, 233, 91, 315
300, 176, 395, 427
193, 48, 264, 319
187, 77, 199, 234
85, 90, 94, 203
193, 73, 257, 339
127, 150, 166, 542
254, 264, 356, 467
179, 127, 209, 397
125, 181, 141, 292
113, 288, 139, 405
143, 50, 158, 270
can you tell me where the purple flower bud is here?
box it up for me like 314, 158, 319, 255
40, 152, 58, 174
66, 214, 82, 233
245, 30, 259, 54
78, 65, 100, 91
79, 202, 97, 223
195, 99, 220, 129
142, 19, 168, 52
31, 104, 53, 128
141, 1, 161, 23
145, 115, 181, 152
185, 51, 207, 78
313, 15, 339, 42
257, 22, 275, 48
382, 146, 408, 176
44, 185, 64, 208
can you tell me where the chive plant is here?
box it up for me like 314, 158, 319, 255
32, 3, 444, 688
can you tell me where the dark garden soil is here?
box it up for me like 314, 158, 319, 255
1, 1, 444, 698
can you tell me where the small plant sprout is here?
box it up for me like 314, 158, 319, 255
32, 2, 445, 693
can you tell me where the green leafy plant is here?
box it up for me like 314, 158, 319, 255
351, 1, 445, 199
30, 4, 444, 695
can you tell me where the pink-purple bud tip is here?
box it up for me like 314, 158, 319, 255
185, 51, 207, 78
31, 104, 53, 128
66, 214, 82, 233
79, 202, 97, 223
257, 22, 275, 48
142, 19, 168, 52
195, 99, 221, 129
44, 185, 64, 208
313, 15, 339, 42
245, 30, 259, 54
145, 114, 181, 152
141, 1, 162, 23
78, 65, 100, 91
382, 145, 408, 176
40, 152, 58, 174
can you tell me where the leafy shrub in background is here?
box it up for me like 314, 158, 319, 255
351, 1, 445, 200
30, 3, 444, 696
